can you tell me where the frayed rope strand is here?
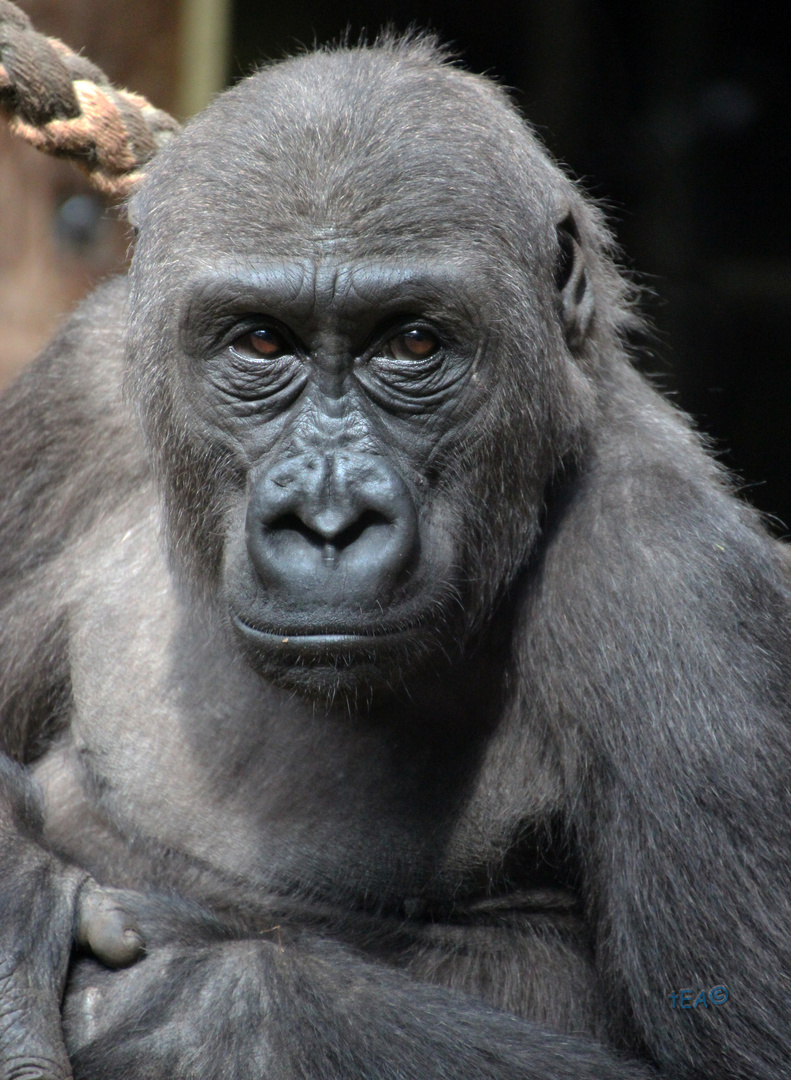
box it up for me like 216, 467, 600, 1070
0, 0, 179, 199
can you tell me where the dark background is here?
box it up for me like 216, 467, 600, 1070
232, 0, 791, 532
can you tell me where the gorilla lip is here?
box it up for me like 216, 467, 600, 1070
231, 613, 418, 650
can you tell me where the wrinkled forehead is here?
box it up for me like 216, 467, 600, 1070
132, 53, 561, 268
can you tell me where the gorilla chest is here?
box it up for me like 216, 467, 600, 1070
36, 720, 563, 911
45, 535, 568, 909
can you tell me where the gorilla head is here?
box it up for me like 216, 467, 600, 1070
125, 38, 630, 694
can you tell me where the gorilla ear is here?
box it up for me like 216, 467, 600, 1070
555, 213, 595, 351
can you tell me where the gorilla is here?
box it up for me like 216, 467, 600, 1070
1, 33, 790, 1080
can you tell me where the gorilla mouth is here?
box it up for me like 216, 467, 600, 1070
231, 613, 421, 653
231, 612, 431, 689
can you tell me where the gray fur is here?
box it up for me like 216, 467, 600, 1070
1, 37, 790, 1079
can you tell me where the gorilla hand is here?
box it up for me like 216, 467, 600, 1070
0, 761, 144, 1080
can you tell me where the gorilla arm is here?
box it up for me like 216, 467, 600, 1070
0, 281, 148, 1079
64, 909, 656, 1080
520, 360, 791, 1077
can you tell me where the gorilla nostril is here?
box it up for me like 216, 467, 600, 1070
332, 509, 390, 550
267, 508, 391, 553
268, 513, 326, 550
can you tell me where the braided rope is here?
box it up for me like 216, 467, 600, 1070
0, 0, 180, 199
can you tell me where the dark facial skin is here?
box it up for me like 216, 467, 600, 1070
183, 255, 489, 689
1, 33, 791, 1080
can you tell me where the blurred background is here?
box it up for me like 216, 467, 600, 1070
1, 1, 789, 528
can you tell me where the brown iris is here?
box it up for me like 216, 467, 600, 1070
233, 328, 288, 360
387, 329, 439, 361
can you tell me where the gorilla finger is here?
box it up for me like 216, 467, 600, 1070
75, 882, 146, 968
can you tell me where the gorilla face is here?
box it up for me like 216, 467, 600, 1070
125, 44, 592, 694
202, 253, 488, 688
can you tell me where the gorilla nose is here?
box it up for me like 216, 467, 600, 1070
246, 453, 419, 607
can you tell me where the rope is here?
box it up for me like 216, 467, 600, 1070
0, 0, 180, 199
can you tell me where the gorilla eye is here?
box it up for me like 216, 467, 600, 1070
385, 329, 440, 362
231, 328, 289, 361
